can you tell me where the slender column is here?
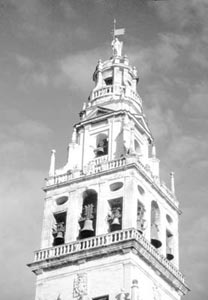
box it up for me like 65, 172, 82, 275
152, 144, 156, 158
49, 149, 56, 177
170, 172, 175, 195
131, 280, 139, 300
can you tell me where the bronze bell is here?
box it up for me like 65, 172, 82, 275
94, 146, 104, 156
166, 248, 174, 261
55, 231, 64, 244
53, 230, 65, 246
81, 219, 94, 238
111, 217, 121, 232
151, 224, 162, 248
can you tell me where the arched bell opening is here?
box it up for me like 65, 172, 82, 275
150, 201, 162, 249
134, 140, 141, 155
107, 197, 122, 232
79, 189, 97, 239
94, 133, 108, 157
137, 201, 146, 234
166, 230, 174, 261
52, 211, 67, 246
104, 77, 113, 86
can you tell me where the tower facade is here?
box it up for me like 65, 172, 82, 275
28, 32, 189, 300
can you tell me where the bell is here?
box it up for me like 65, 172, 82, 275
166, 248, 174, 261
110, 217, 121, 232
54, 231, 64, 245
151, 224, 162, 248
94, 146, 104, 156
81, 219, 94, 238
137, 220, 145, 234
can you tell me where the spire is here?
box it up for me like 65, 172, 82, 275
72, 128, 77, 143
49, 149, 56, 177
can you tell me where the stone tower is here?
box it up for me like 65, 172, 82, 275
28, 29, 189, 300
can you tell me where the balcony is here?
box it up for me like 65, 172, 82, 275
30, 228, 188, 295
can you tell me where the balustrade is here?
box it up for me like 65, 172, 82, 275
91, 85, 141, 105
45, 157, 175, 206
33, 228, 184, 284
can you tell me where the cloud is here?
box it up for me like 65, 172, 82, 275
0, 167, 45, 300
0, 117, 52, 169
14, 119, 52, 140
183, 82, 208, 118
128, 32, 191, 82
56, 48, 107, 93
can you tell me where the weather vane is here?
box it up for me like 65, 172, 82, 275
112, 19, 125, 40
111, 19, 125, 57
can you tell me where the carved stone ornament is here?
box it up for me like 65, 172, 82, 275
152, 284, 161, 300
73, 273, 88, 299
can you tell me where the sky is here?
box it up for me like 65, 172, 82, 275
0, 0, 207, 299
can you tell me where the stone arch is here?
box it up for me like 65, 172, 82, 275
150, 201, 162, 248
79, 189, 98, 239
94, 133, 108, 157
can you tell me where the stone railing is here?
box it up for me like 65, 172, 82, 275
45, 157, 126, 187
86, 157, 126, 174
92, 86, 114, 100
91, 85, 142, 107
33, 228, 184, 284
45, 157, 176, 207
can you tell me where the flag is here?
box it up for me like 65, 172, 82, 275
114, 28, 125, 36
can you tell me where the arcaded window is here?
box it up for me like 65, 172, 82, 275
166, 230, 174, 261
104, 77, 113, 85
107, 197, 122, 232
134, 140, 141, 155
52, 211, 67, 246
150, 201, 162, 248
137, 201, 146, 234
79, 189, 97, 239
94, 133, 108, 157
166, 215, 174, 261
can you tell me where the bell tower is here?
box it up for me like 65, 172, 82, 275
28, 25, 189, 300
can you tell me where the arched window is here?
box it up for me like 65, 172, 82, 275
104, 77, 113, 86
166, 214, 174, 261
52, 211, 67, 246
151, 201, 162, 248
137, 201, 146, 233
79, 189, 97, 239
166, 230, 174, 261
94, 133, 108, 157
134, 140, 141, 155
107, 197, 122, 232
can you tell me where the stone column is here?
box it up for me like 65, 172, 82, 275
131, 280, 139, 300
49, 149, 56, 177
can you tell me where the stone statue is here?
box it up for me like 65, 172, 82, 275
112, 37, 123, 57
73, 273, 88, 299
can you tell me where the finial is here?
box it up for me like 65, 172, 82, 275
152, 144, 156, 158
72, 128, 77, 143
133, 66, 138, 76
170, 171, 175, 194
82, 102, 86, 111
49, 149, 56, 177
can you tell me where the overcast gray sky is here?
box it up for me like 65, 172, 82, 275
0, 0, 207, 299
